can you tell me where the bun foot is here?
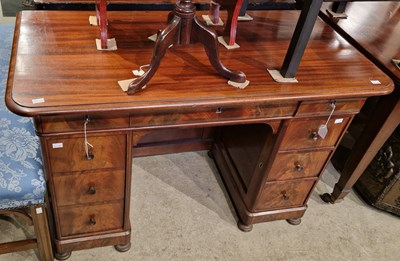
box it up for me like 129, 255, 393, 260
286, 218, 301, 225
115, 242, 131, 252
55, 251, 71, 260
320, 193, 334, 204
237, 220, 253, 232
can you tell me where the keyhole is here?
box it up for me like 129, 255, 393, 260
216, 107, 222, 114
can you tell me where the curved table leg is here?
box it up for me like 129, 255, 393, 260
192, 17, 246, 83
127, 16, 181, 94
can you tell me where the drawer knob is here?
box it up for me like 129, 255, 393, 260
88, 216, 96, 226
311, 131, 320, 141
86, 151, 95, 160
87, 186, 97, 195
295, 164, 304, 172
282, 193, 290, 200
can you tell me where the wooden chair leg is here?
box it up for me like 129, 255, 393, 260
30, 205, 54, 261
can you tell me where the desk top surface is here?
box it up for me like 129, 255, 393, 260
6, 10, 393, 116
320, 1, 400, 85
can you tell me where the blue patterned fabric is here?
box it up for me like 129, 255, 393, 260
0, 24, 45, 209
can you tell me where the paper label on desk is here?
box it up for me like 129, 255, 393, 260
148, 33, 157, 42
202, 15, 224, 26
32, 98, 45, 104
89, 16, 98, 26
52, 143, 63, 149
334, 118, 343, 124
118, 78, 147, 92
370, 80, 381, 85
238, 14, 254, 21
217, 36, 240, 50
96, 38, 117, 51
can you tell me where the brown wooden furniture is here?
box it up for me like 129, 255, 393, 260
126, 0, 247, 93
319, 1, 400, 204
6, 9, 393, 259
0, 206, 54, 260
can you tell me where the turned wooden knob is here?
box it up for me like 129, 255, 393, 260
87, 186, 96, 195
295, 164, 304, 172
89, 216, 96, 225
311, 131, 319, 141
282, 193, 289, 200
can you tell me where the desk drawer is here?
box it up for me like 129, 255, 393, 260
280, 116, 350, 150
255, 180, 315, 211
46, 133, 126, 173
53, 170, 125, 206
296, 99, 364, 117
58, 201, 124, 237
267, 151, 331, 181
38, 114, 129, 133
130, 102, 297, 127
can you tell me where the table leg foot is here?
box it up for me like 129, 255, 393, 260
115, 242, 131, 252
54, 251, 71, 260
320, 193, 335, 204
237, 220, 253, 232
286, 218, 301, 225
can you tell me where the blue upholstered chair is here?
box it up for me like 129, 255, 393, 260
0, 24, 53, 260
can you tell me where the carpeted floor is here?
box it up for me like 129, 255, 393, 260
0, 23, 399, 261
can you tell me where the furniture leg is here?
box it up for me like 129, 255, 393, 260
191, 16, 246, 82
279, 0, 323, 78
127, 0, 246, 94
214, 0, 243, 46
30, 205, 54, 261
331, 1, 347, 14
127, 16, 181, 94
55, 251, 72, 260
321, 90, 400, 203
286, 218, 301, 225
114, 242, 131, 252
95, 0, 108, 49
209, 1, 221, 24
237, 220, 253, 232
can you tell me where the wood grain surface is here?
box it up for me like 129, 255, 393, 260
320, 1, 400, 84
6, 10, 393, 116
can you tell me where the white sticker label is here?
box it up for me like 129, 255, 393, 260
370, 80, 381, 85
32, 98, 45, 104
35, 207, 43, 214
334, 118, 344, 124
52, 143, 63, 149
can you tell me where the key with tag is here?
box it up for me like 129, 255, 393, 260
318, 102, 336, 139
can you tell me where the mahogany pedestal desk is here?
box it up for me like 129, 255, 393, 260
319, 1, 400, 204
6, 9, 393, 259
